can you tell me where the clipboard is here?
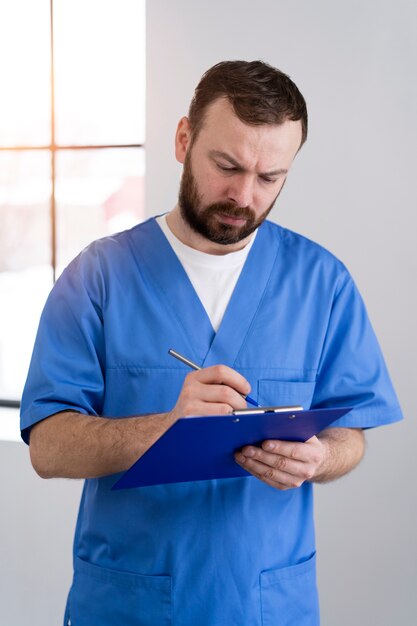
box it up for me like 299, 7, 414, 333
112, 406, 351, 489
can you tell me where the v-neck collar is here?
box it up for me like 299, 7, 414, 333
128, 218, 281, 368
128, 218, 214, 365
202, 221, 280, 368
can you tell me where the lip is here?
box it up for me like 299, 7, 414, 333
216, 213, 247, 226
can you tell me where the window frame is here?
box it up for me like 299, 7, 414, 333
0, 0, 145, 408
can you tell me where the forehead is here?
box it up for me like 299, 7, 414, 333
194, 97, 302, 170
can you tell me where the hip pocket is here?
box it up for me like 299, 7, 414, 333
260, 552, 319, 626
67, 556, 172, 626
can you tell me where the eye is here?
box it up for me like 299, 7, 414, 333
259, 175, 276, 184
216, 163, 237, 173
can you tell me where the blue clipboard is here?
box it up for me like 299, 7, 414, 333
112, 406, 351, 489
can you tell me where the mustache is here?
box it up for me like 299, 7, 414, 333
203, 202, 255, 219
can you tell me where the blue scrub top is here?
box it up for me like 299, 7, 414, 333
21, 218, 402, 626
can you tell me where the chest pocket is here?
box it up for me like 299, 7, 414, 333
258, 380, 316, 410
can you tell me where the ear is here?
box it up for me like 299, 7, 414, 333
175, 117, 192, 164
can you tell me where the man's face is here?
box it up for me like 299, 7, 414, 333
176, 98, 303, 247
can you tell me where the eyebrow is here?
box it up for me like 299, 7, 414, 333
208, 150, 288, 178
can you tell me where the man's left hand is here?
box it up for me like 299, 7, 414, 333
234, 436, 327, 490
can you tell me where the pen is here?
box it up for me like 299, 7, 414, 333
168, 348, 259, 407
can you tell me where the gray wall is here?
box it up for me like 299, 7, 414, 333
0, 438, 82, 625
146, 1, 416, 624
1, 2, 415, 625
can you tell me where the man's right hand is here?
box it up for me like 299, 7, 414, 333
168, 365, 251, 421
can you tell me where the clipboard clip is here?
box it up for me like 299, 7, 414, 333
232, 405, 303, 416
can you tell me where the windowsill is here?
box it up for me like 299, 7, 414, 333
0, 407, 22, 442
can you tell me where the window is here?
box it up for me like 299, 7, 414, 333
0, 0, 146, 439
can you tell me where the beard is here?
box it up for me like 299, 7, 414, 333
178, 152, 279, 245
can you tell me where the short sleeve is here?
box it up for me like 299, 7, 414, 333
312, 274, 403, 428
20, 247, 106, 444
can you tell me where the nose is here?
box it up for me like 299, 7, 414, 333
227, 175, 255, 208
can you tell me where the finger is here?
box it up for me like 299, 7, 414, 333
261, 438, 321, 464
184, 402, 238, 417
234, 454, 298, 490
197, 382, 248, 408
181, 380, 248, 411
171, 395, 239, 419
240, 446, 308, 478
192, 365, 251, 397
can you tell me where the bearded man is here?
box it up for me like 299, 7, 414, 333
21, 60, 402, 626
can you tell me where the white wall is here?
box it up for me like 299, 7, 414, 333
146, 1, 417, 624
1, 2, 415, 625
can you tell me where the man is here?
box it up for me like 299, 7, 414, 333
21, 61, 402, 625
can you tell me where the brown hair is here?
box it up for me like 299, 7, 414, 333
188, 60, 308, 147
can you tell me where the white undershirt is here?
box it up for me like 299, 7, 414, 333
156, 214, 257, 332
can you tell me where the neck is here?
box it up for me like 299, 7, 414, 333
166, 205, 253, 255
